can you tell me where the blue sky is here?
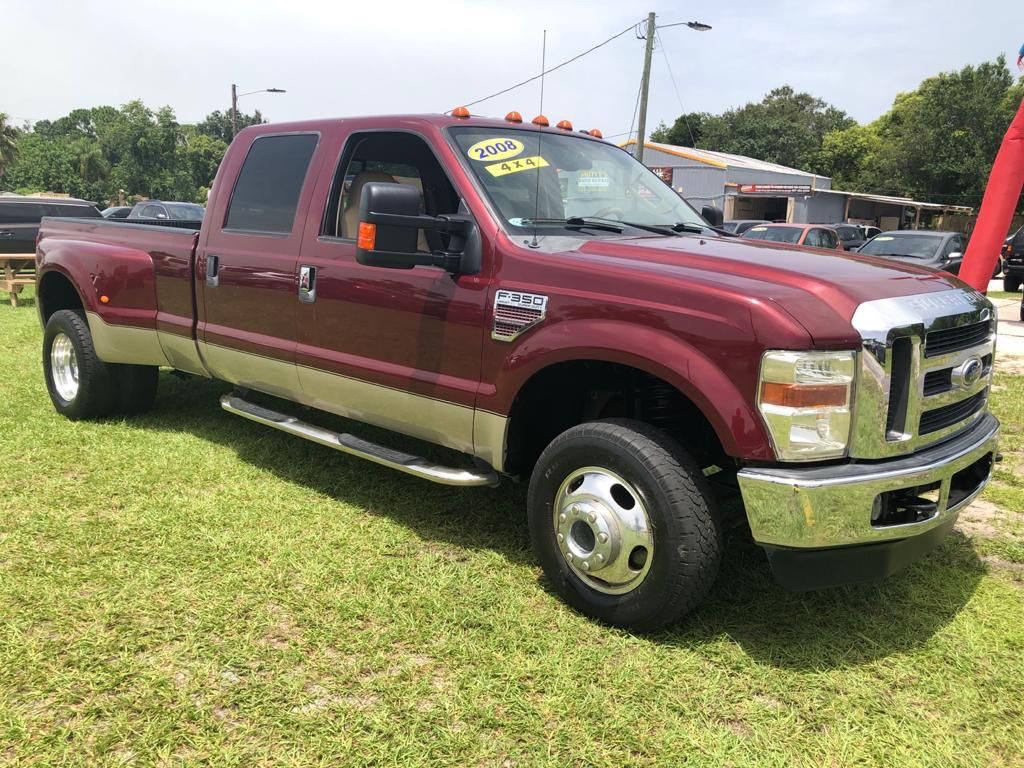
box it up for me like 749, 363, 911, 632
5, 0, 1023, 135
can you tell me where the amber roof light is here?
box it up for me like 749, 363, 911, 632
451, 106, 471, 119
505, 111, 523, 123
531, 115, 549, 127
556, 120, 573, 131
589, 128, 604, 138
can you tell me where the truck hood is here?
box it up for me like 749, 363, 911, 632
564, 234, 964, 345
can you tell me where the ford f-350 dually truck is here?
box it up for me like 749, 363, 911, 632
35, 113, 1000, 631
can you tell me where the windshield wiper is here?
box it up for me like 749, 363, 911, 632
517, 217, 624, 233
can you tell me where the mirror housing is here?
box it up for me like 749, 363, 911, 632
355, 182, 477, 274
701, 205, 724, 228
947, 251, 962, 261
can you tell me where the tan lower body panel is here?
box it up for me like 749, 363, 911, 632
86, 312, 169, 367
202, 342, 508, 468
84, 318, 508, 472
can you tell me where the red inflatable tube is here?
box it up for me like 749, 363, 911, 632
960, 97, 1024, 292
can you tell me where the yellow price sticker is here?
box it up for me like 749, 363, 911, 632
485, 155, 550, 177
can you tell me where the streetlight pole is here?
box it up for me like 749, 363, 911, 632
634, 14, 712, 164
635, 13, 656, 164
230, 84, 287, 138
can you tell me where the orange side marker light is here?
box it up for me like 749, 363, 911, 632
357, 222, 377, 250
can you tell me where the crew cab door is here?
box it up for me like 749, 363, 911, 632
196, 132, 321, 398
294, 129, 490, 454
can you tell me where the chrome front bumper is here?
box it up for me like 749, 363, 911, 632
737, 413, 1000, 550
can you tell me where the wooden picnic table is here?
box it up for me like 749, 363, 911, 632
1, 254, 36, 308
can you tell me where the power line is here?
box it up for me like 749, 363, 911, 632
463, 21, 643, 109
656, 30, 697, 147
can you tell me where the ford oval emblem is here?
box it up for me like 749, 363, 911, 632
952, 357, 985, 389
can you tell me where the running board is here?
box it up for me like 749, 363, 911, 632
220, 394, 500, 488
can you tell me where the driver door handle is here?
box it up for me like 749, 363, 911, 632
299, 265, 316, 303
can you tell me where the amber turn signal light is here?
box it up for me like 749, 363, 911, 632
357, 222, 377, 250
531, 115, 549, 127
505, 111, 523, 123
760, 382, 848, 409
451, 106, 471, 119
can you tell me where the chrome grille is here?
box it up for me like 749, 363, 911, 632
920, 390, 988, 435
924, 320, 990, 357
850, 289, 995, 459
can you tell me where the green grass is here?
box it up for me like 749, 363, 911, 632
2, 288, 1024, 767
988, 290, 1021, 302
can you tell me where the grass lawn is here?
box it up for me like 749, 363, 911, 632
2, 287, 1023, 767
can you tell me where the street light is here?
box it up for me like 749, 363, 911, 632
635, 13, 712, 163
231, 84, 287, 137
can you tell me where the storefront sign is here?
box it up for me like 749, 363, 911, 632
738, 183, 811, 195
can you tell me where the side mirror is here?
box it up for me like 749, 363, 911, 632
355, 183, 420, 268
355, 182, 478, 274
701, 205, 724, 228
947, 251, 962, 261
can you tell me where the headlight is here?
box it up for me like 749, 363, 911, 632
757, 350, 856, 461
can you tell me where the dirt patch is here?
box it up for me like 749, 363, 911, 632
956, 499, 1023, 541
263, 603, 302, 650
982, 556, 1024, 575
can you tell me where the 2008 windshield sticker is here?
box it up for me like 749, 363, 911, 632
468, 138, 525, 162
485, 155, 550, 177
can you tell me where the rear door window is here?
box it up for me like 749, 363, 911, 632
0, 203, 46, 224
225, 133, 319, 234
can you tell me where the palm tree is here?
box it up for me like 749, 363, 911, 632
0, 112, 19, 180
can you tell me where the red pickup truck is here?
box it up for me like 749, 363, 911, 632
35, 113, 1000, 631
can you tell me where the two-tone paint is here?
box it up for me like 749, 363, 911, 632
36, 114, 967, 473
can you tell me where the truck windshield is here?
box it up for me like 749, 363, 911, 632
449, 126, 707, 235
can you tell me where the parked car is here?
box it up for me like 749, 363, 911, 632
127, 201, 206, 221
741, 223, 843, 250
857, 231, 972, 275
1002, 226, 1024, 291
34, 113, 999, 631
721, 219, 769, 235
0, 196, 101, 254
101, 206, 133, 219
859, 225, 882, 240
831, 223, 867, 251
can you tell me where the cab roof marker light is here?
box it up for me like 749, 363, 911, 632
589, 128, 603, 138
556, 119, 573, 131
505, 111, 523, 123
531, 115, 549, 127
451, 106, 471, 119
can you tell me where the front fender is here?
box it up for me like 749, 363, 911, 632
484, 318, 773, 461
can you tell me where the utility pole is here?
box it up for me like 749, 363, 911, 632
635, 12, 656, 164
231, 83, 238, 138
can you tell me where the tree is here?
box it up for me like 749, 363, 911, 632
196, 109, 265, 143
0, 112, 20, 181
653, 86, 855, 172
650, 112, 710, 148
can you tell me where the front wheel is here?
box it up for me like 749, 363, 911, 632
528, 419, 721, 632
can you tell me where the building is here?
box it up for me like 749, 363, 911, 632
624, 140, 973, 230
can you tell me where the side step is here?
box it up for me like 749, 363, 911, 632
220, 394, 500, 488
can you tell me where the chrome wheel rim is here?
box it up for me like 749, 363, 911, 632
553, 466, 654, 595
50, 333, 79, 402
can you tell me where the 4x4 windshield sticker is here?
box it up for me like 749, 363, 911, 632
468, 138, 525, 162
485, 155, 550, 177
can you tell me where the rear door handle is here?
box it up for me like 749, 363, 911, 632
0, 230, 14, 237
299, 265, 316, 303
206, 254, 220, 287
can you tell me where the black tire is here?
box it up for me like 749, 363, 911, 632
43, 310, 119, 420
1004, 274, 1022, 293
116, 364, 159, 415
527, 419, 721, 633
